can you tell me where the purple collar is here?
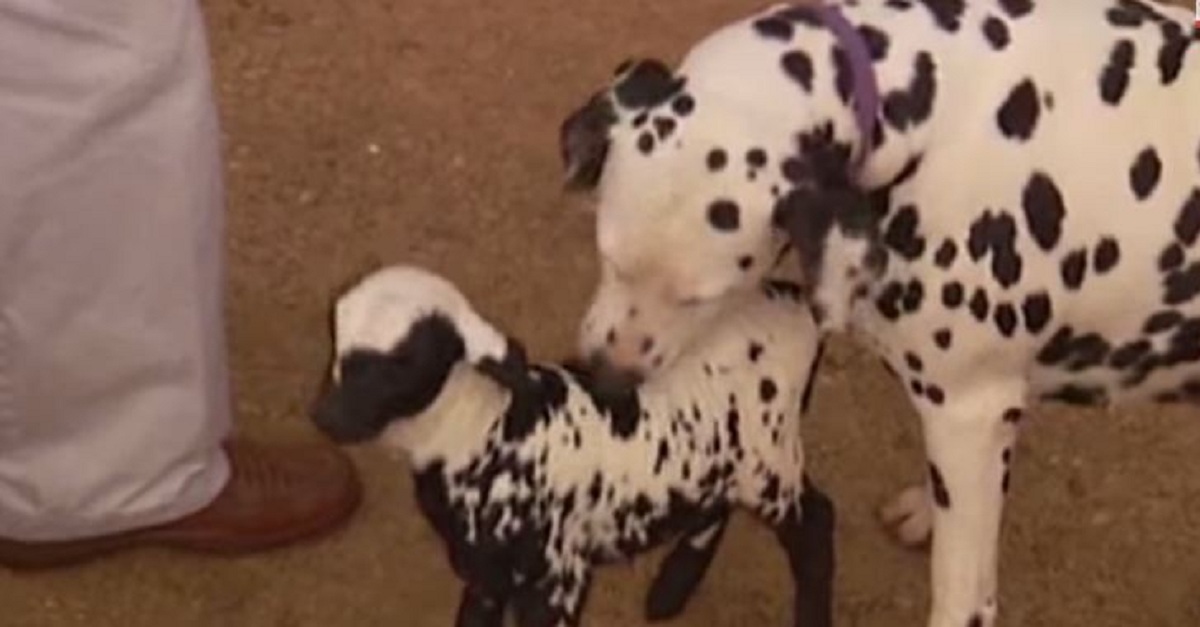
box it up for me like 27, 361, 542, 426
809, 2, 880, 179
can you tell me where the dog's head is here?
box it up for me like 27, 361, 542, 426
561, 17, 883, 385
311, 266, 508, 444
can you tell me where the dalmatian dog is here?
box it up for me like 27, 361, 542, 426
557, 1, 1200, 626
311, 265, 834, 627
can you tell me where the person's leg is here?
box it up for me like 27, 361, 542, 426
0, 0, 359, 566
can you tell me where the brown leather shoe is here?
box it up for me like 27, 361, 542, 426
0, 438, 362, 571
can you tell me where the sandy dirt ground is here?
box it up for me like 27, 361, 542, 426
2, 1, 1199, 626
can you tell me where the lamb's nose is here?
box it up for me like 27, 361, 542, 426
586, 351, 645, 397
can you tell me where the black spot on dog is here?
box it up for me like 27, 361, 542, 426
1044, 384, 1108, 405
929, 463, 951, 508
916, 0, 965, 31
1130, 146, 1163, 200
1093, 237, 1121, 274
1160, 243, 1186, 272
926, 385, 945, 405
738, 255, 755, 271
903, 280, 926, 313
1106, 4, 1144, 28
942, 281, 965, 309
1061, 248, 1088, 290
1003, 407, 1023, 423
1110, 339, 1152, 369
934, 328, 953, 349
998, 0, 1033, 18
982, 15, 1010, 50
1022, 172, 1066, 251
707, 148, 728, 172
911, 380, 925, 396
994, 303, 1018, 337
1099, 39, 1136, 106
876, 281, 906, 320
858, 24, 891, 61
884, 205, 927, 260
637, 132, 655, 155
997, 78, 1040, 140
882, 51, 937, 131
888, 154, 925, 190
760, 378, 778, 403
969, 288, 990, 321
753, 17, 794, 41
632, 112, 649, 128
969, 210, 1023, 288
653, 117, 677, 141
707, 200, 741, 232
748, 342, 764, 362
1164, 262, 1200, 305
671, 95, 695, 117
1022, 291, 1053, 334
1144, 310, 1183, 334
746, 148, 768, 169
1175, 189, 1200, 245
613, 60, 685, 110
1158, 20, 1190, 85
781, 50, 815, 92
934, 238, 958, 268
1036, 326, 1112, 371
905, 352, 924, 373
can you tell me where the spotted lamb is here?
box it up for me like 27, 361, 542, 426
310, 264, 835, 627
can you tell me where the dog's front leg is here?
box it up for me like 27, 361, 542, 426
919, 382, 1024, 627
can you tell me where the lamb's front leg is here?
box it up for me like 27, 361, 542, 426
774, 477, 836, 627
916, 383, 1024, 627
512, 551, 592, 627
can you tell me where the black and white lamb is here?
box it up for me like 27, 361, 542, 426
311, 265, 835, 627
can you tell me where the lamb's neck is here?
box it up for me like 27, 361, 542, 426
380, 363, 507, 469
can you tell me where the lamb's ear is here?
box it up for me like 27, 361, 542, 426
560, 92, 617, 192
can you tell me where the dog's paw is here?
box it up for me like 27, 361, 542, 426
877, 484, 933, 550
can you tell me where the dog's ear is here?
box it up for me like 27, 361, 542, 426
560, 92, 617, 192
560, 57, 683, 192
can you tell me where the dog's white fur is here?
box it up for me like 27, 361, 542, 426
562, 2, 1200, 626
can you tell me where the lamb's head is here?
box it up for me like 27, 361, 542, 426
311, 265, 509, 445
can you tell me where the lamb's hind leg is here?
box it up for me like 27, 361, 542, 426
774, 477, 836, 627
455, 585, 507, 627
512, 552, 592, 627
644, 505, 732, 622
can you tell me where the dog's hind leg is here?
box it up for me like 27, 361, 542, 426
643, 506, 732, 622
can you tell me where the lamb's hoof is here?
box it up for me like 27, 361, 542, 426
644, 545, 711, 621
877, 484, 933, 551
